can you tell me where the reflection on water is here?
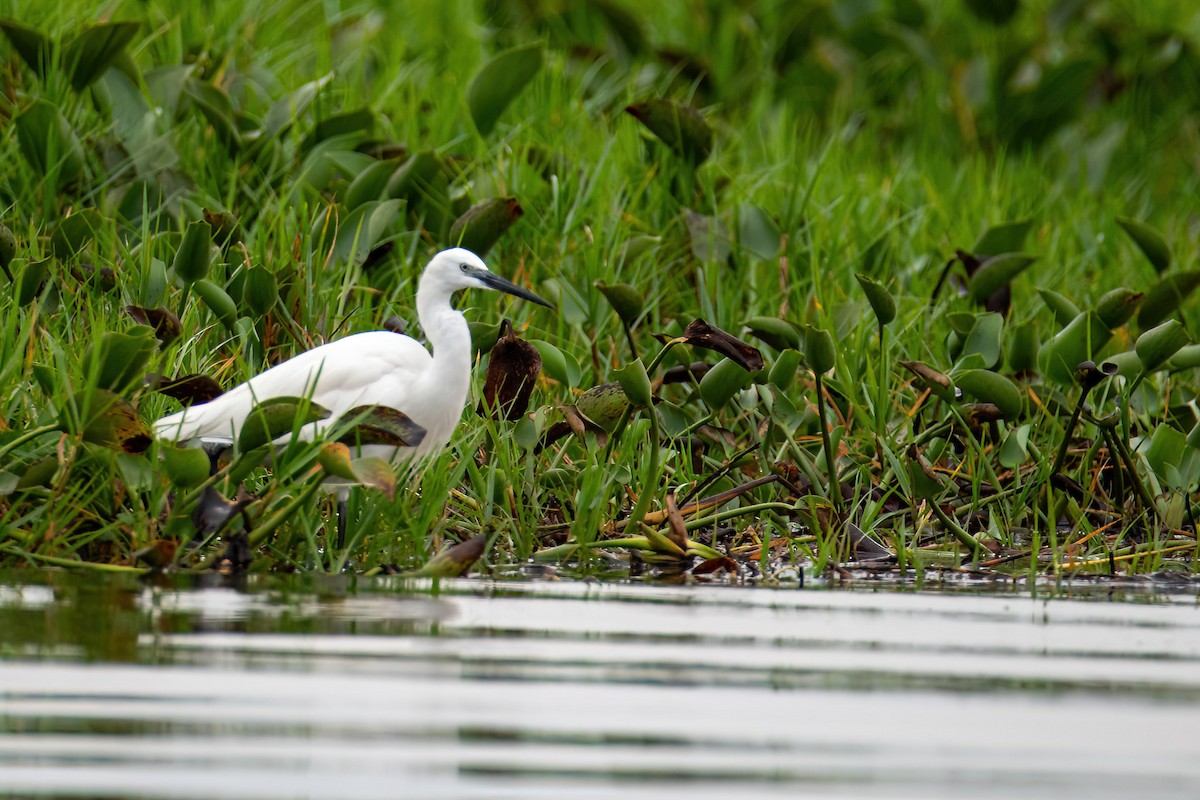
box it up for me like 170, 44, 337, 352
0, 572, 1198, 799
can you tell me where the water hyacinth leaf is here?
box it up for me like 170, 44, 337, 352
625, 98, 713, 164
681, 318, 764, 372
768, 349, 803, 390
153, 373, 224, 406
1188, 420, 1200, 451
469, 319, 502, 355
63, 20, 139, 90
972, 219, 1033, 257
51, 209, 103, 259
1144, 425, 1187, 489
448, 197, 523, 256
467, 42, 543, 136
699, 358, 752, 408
66, 388, 151, 453
242, 268, 278, 316
183, 77, 238, 149
617, 235, 661, 264
803, 325, 836, 374
344, 157, 401, 210
1135, 319, 1190, 373
84, 327, 157, 394
955, 369, 1023, 419
959, 312, 1004, 369
263, 73, 332, 139
1137, 271, 1200, 330
899, 360, 956, 402
16, 457, 58, 491
1037, 288, 1080, 326
964, 0, 1019, 25
0, 19, 53, 77
1038, 311, 1112, 385
596, 281, 644, 326
613, 358, 653, 407
1167, 344, 1200, 373
303, 108, 374, 151
855, 273, 896, 328
193, 278, 238, 330
0, 222, 16, 280
173, 219, 212, 283
576, 383, 629, 431
1103, 350, 1141, 378
162, 444, 210, 488
684, 209, 732, 262
203, 208, 242, 249
15, 100, 85, 190
318, 442, 357, 481
967, 253, 1036, 303
350, 457, 397, 500
336, 406, 427, 448
385, 150, 442, 204
410, 535, 487, 578
237, 396, 331, 452
743, 316, 801, 351
1116, 216, 1171, 273
945, 312, 976, 338
479, 320, 542, 421
737, 204, 781, 259
1095, 287, 1144, 329
333, 199, 403, 265
998, 424, 1031, 469
17, 259, 51, 306
125, 305, 182, 345
530, 339, 578, 387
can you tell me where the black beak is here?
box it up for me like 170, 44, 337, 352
475, 269, 554, 309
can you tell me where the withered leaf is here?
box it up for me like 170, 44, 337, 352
126, 305, 182, 345
336, 406, 427, 448
478, 319, 542, 421
151, 373, 225, 405
681, 318, 764, 372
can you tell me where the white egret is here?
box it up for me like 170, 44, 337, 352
155, 247, 552, 543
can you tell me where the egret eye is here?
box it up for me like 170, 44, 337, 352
459, 263, 470, 273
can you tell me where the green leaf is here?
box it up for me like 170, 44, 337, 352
172, 219, 212, 283
318, 442, 357, 481
63, 21, 139, 91
768, 349, 803, 391
954, 369, 1023, 419
303, 108, 374, 151
162, 444, 211, 488
613, 358, 653, 407
333, 199, 403, 266
51, 208, 103, 259
1006, 320, 1039, 374
65, 388, 151, 453
803, 324, 836, 374
737, 204, 781, 259
626, 98, 713, 164
576, 383, 629, 431
529, 339, 578, 387
337, 406, 427, 449
963, 0, 1019, 25
83, 327, 157, 394
349, 456, 397, 499
972, 219, 1033, 257
855, 273, 896, 328
467, 42, 543, 136
263, 73, 332, 139
743, 316, 801, 351
967, 253, 1036, 303
1037, 288, 1080, 326
409, 535, 487, 578
193, 278, 238, 330
344, 157, 401, 210
241, 268, 278, 316
16, 259, 51, 306
617, 235, 661, 264
183, 77, 238, 149
1038, 311, 1113, 385
1094, 287, 1144, 329
1144, 425, 1187, 488
998, 424, 1031, 469
1116, 216, 1171, 273
0, 19, 53, 78
1137, 270, 1200, 330
237, 397, 331, 452
15, 100, 86, 190
899, 360, 956, 402
959, 312, 1004, 370
447, 197, 524, 256
699, 358, 752, 408
596, 281, 644, 326
0, 221, 16, 278
1135, 319, 1190, 373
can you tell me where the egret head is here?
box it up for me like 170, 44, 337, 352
426, 247, 553, 308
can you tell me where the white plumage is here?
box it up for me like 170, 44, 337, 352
155, 247, 551, 464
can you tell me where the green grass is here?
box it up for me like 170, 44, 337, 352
1, 0, 1199, 581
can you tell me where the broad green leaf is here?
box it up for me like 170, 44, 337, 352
1137, 270, 1200, 330
1037, 288, 1080, 326
803, 324, 836, 374
1006, 320, 1039, 374
350, 457, 397, 499
333, 199, 403, 266
1167, 344, 1200, 373
699, 357, 752, 408
964, 0, 1019, 25
0, 19, 53, 77
1094, 287, 1144, 329
51, 208, 103, 259
1038, 311, 1112, 385
626, 98, 713, 164
344, 157, 402, 210
967, 253, 1036, 303
409, 535, 487, 577
162, 444, 210, 488
242, 268, 278, 316
385, 150, 443, 204
576, 383, 629, 430
467, 43, 543, 136
959, 312, 1004, 369
83, 327, 157, 394
1135, 319, 1190, 373
737, 204, 781, 259
530, 339, 578, 387
855, 273, 896, 327
16, 259, 51, 306
613, 358, 653, 407
263, 73, 332, 139
15, 100, 86, 190
237, 396, 331, 452
617, 235, 661, 264
65, 388, 151, 453
469, 320, 502, 354
768, 349, 803, 391
596, 281, 644, 326
955, 369, 1023, 419
1143, 425, 1187, 489
336, 406, 426, 449
172, 219, 212, 282
303, 108, 374, 151
972, 219, 1033, 257
743, 316, 801, 351
183, 77, 238, 149
193, 278, 238, 330
63, 21, 139, 91
448, 197, 524, 256
0, 222, 16, 278
998, 424, 1031, 469
318, 442, 357, 481
1116, 216, 1171, 273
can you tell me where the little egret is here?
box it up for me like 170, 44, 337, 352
155, 247, 552, 542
